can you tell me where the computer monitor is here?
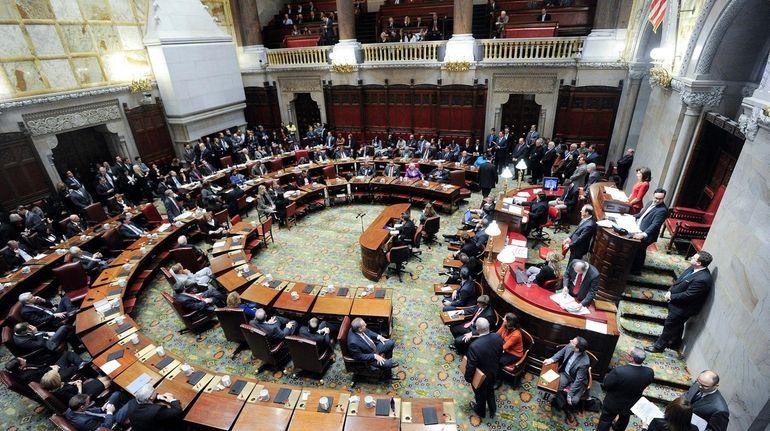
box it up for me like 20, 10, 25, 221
543, 177, 559, 191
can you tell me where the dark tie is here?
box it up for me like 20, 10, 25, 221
573, 273, 583, 296
692, 390, 703, 403
361, 333, 376, 350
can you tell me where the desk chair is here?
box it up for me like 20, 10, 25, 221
284, 202, 298, 229
161, 292, 216, 336
101, 228, 127, 255
2, 326, 63, 360
57, 217, 70, 237
404, 226, 423, 262
29, 381, 67, 414
239, 324, 290, 372
84, 203, 108, 224
285, 335, 335, 377
323, 165, 337, 180
269, 159, 284, 172
528, 206, 556, 248
214, 307, 249, 358
500, 328, 534, 387
295, 149, 309, 161
422, 216, 441, 246
141, 203, 164, 227
51, 262, 90, 302
236, 195, 251, 217
337, 316, 388, 387
448, 170, 471, 200
220, 155, 234, 169
386, 245, 412, 282
169, 247, 208, 273
5, 302, 24, 327
0, 370, 38, 401
50, 414, 112, 431
214, 209, 231, 229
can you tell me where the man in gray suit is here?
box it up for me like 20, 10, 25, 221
543, 336, 591, 424
249, 308, 297, 343
631, 189, 669, 274
684, 370, 729, 431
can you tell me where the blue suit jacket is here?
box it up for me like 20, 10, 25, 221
634, 202, 668, 243
347, 328, 384, 363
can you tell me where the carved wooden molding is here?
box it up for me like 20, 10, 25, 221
278, 77, 323, 93
492, 74, 558, 94
22, 100, 123, 136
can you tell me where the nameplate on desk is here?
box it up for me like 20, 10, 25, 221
585, 320, 608, 334
137, 345, 157, 361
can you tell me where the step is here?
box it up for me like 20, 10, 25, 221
619, 301, 668, 322
618, 315, 662, 339
610, 333, 691, 389
644, 382, 687, 405
627, 272, 674, 289
622, 285, 668, 305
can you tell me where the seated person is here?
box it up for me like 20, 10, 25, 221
444, 252, 482, 284
448, 295, 494, 353
169, 263, 226, 305
250, 160, 268, 177
256, 185, 277, 219
5, 354, 85, 385
562, 260, 599, 307
347, 317, 398, 374
298, 316, 336, 352
403, 163, 424, 180
442, 267, 477, 310
426, 163, 450, 183
454, 235, 480, 259
543, 336, 591, 422
12, 322, 74, 361
295, 170, 313, 186
200, 211, 226, 238
396, 212, 416, 244
382, 160, 401, 177
229, 168, 245, 186
419, 203, 437, 225
549, 178, 578, 215
118, 212, 146, 240
494, 313, 524, 388
523, 191, 549, 235
333, 145, 351, 159
123, 383, 183, 431
3, 239, 36, 269
176, 235, 206, 260
69, 246, 110, 274
526, 250, 562, 288
249, 308, 298, 342
40, 368, 111, 405
226, 292, 257, 320
63, 215, 88, 238
18, 292, 76, 330
65, 392, 130, 431
171, 281, 219, 312
358, 161, 375, 176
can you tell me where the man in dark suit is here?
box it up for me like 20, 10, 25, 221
118, 212, 146, 240
562, 260, 600, 307
597, 347, 655, 431
18, 292, 75, 330
684, 370, 729, 431
477, 157, 498, 198
5, 355, 83, 385
63, 215, 88, 238
549, 179, 578, 214
249, 308, 297, 342
584, 163, 603, 191
646, 251, 714, 353
492, 132, 509, 174
171, 281, 218, 313
397, 213, 416, 244
65, 392, 130, 431
383, 161, 401, 177
615, 148, 635, 188
69, 246, 110, 274
523, 191, 549, 236
298, 317, 334, 352
347, 317, 398, 375
449, 295, 495, 353
543, 336, 591, 423
12, 322, 73, 362
540, 140, 558, 177
631, 188, 669, 274
3, 239, 35, 269
511, 137, 529, 167
68, 184, 93, 210
537, 7, 552, 21
442, 267, 477, 310
124, 383, 183, 431
562, 204, 597, 262
464, 317, 503, 418
162, 190, 183, 222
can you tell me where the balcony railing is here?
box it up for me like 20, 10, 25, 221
481, 37, 585, 62
363, 41, 444, 64
266, 46, 331, 66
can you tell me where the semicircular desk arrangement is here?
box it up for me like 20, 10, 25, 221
1, 153, 480, 431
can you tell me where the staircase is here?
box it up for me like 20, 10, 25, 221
472, 4, 491, 39
611, 268, 692, 405
356, 12, 378, 44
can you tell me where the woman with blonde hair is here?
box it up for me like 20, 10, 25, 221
419, 202, 437, 225
41, 368, 111, 405
526, 250, 562, 288
226, 292, 257, 320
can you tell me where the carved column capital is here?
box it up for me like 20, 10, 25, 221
738, 102, 770, 141
670, 79, 725, 108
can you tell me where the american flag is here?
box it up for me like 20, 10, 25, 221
648, 0, 667, 33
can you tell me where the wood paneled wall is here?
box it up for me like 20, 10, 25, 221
553, 85, 622, 164
323, 83, 487, 141
245, 85, 282, 130
123, 100, 175, 164
0, 132, 52, 210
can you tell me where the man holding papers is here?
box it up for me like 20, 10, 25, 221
562, 205, 597, 263
563, 260, 600, 307
597, 347, 655, 431
543, 337, 591, 424
464, 317, 503, 419
631, 189, 668, 275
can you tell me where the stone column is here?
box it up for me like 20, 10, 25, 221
443, 0, 475, 64
230, 0, 267, 69
452, 0, 473, 35
607, 65, 646, 163
336, 0, 356, 41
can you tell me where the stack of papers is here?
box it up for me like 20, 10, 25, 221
516, 192, 530, 198
606, 213, 641, 234
604, 186, 629, 201
509, 238, 527, 247
448, 310, 463, 319
100, 360, 121, 375
33, 253, 47, 260
511, 246, 529, 259
158, 223, 171, 232
213, 241, 226, 248
93, 299, 116, 314
541, 369, 560, 384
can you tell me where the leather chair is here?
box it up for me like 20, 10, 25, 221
295, 149, 309, 162
84, 203, 108, 224
322, 165, 337, 180
220, 155, 234, 168
50, 414, 112, 431
6, 302, 24, 327
386, 245, 412, 282
101, 228, 126, 255
0, 369, 38, 401
169, 247, 208, 273
29, 381, 67, 414
422, 216, 441, 246
57, 218, 70, 237
161, 292, 216, 334
284, 202, 297, 229
214, 209, 231, 229
239, 323, 290, 371
542, 278, 560, 291
336, 316, 387, 385
448, 170, 472, 199
52, 262, 89, 302
285, 335, 335, 376
141, 203, 164, 227
402, 226, 423, 262
500, 328, 534, 387
214, 307, 248, 358
269, 159, 283, 172
529, 206, 557, 248
236, 195, 250, 217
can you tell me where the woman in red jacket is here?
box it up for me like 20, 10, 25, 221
628, 166, 651, 214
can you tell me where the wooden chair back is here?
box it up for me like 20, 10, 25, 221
214, 307, 248, 343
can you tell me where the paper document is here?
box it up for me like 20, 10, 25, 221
502, 197, 514, 205
606, 213, 641, 234
178, 211, 192, 219
597, 219, 614, 228
604, 186, 629, 201
158, 223, 171, 232
33, 253, 47, 260
126, 373, 153, 395
441, 286, 453, 292
448, 310, 463, 319
245, 196, 255, 203
585, 320, 608, 334
563, 304, 591, 315
213, 241, 226, 248
516, 192, 530, 198
100, 360, 121, 375
509, 239, 527, 247
691, 414, 707, 431
541, 369, 560, 384
631, 397, 664, 424
513, 197, 527, 205
550, 292, 574, 307
511, 246, 528, 259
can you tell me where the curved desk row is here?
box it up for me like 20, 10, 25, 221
359, 203, 411, 281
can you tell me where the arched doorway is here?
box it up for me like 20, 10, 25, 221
53, 127, 114, 185
292, 93, 322, 136
499, 94, 541, 141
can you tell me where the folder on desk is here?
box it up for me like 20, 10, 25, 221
229, 380, 247, 395
154, 356, 174, 370
375, 290, 386, 298
514, 270, 528, 284
302, 285, 314, 294
187, 370, 206, 386
107, 349, 124, 361
376, 399, 391, 416
422, 407, 439, 425
274, 388, 292, 404
116, 323, 133, 334
337, 288, 349, 296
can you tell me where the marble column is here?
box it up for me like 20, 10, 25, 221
607, 65, 646, 163
443, 0, 475, 63
336, 0, 356, 41
231, 0, 263, 46
663, 104, 701, 202
453, 0, 473, 35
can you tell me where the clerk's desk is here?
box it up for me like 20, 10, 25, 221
359, 203, 411, 281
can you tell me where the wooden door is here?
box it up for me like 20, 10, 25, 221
123, 101, 175, 164
293, 93, 321, 135
53, 127, 112, 182
500, 94, 541, 141
0, 132, 52, 210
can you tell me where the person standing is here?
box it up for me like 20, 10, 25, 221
597, 347, 655, 431
628, 167, 651, 214
615, 148, 635, 188
562, 204, 597, 262
631, 188, 668, 275
477, 156, 498, 198
683, 370, 729, 431
463, 317, 503, 419
645, 252, 713, 353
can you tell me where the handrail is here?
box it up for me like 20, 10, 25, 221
363, 41, 445, 63
481, 37, 585, 61
266, 46, 332, 66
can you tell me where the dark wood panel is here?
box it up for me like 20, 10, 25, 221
0, 132, 52, 210
554, 85, 622, 164
245, 86, 281, 130
123, 100, 174, 165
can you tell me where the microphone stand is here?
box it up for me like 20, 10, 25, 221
355, 212, 367, 232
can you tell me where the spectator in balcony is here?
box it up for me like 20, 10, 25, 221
387, 16, 396, 31
537, 8, 552, 22
291, 24, 300, 36
415, 16, 423, 28
295, 13, 304, 24
495, 10, 508, 38
309, 10, 318, 21
402, 15, 411, 28
282, 14, 293, 26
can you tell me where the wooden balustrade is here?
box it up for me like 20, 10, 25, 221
266, 46, 332, 66
481, 37, 584, 61
363, 41, 444, 63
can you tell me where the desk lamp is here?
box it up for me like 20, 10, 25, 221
484, 220, 502, 262
515, 159, 528, 189
500, 167, 513, 193
496, 246, 517, 292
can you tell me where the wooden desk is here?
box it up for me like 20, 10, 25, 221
211, 235, 247, 255
311, 287, 356, 320
351, 288, 393, 336
536, 362, 560, 395
113, 361, 162, 395
75, 303, 124, 334
107, 249, 146, 268
93, 344, 139, 378
80, 316, 139, 356
433, 283, 459, 295
288, 388, 350, 431
232, 382, 301, 431
228, 220, 260, 237
184, 375, 250, 430
91, 265, 133, 288
359, 203, 410, 281
209, 251, 248, 276
272, 282, 321, 319
241, 279, 287, 307
81, 285, 124, 309
400, 398, 457, 431
344, 394, 400, 431
216, 265, 258, 293
154, 365, 208, 410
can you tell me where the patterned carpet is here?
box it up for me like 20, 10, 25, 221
0, 191, 694, 430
